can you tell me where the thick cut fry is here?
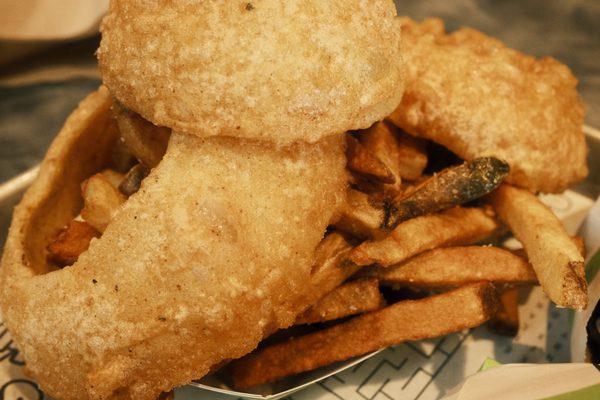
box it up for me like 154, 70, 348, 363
395, 132, 428, 181
348, 207, 499, 267
81, 173, 126, 232
384, 157, 509, 230
358, 122, 403, 193
303, 233, 359, 308
263, 233, 359, 338
119, 163, 150, 196
99, 168, 124, 188
488, 288, 520, 337
346, 135, 395, 184
295, 278, 384, 325
333, 189, 385, 239
47, 221, 100, 266
572, 235, 586, 258
114, 104, 171, 168
490, 184, 587, 309
230, 282, 499, 389
367, 246, 537, 289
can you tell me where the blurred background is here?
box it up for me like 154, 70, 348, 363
0, 0, 598, 185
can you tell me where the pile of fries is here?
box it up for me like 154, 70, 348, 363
46, 113, 586, 391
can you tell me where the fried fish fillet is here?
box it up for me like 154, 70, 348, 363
0, 89, 347, 400
388, 18, 588, 193
98, 0, 405, 144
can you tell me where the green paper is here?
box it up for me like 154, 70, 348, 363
586, 249, 600, 283
479, 358, 501, 372
540, 383, 600, 400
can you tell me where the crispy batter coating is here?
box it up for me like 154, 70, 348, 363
0, 89, 347, 400
98, 0, 405, 144
387, 18, 588, 193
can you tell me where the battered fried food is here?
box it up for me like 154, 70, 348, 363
0, 88, 348, 400
98, 0, 405, 144
388, 17, 588, 193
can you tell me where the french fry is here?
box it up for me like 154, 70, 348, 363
230, 282, 499, 389
114, 104, 170, 168
81, 173, 126, 232
366, 246, 537, 289
572, 235, 586, 258
264, 232, 359, 338
488, 288, 520, 337
306, 232, 359, 304
384, 157, 509, 230
100, 168, 125, 188
395, 131, 428, 181
332, 189, 385, 239
490, 184, 587, 309
295, 278, 385, 325
348, 206, 499, 267
346, 135, 395, 184
47, 220, 100, 266
358, 121, 403, 193
119, 163, 150, 196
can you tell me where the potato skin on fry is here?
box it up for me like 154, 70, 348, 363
229, 282, 498, 389
295, 278, 384, 325
366, 246, 537, 289
389, 18, 587, 193
99, 0, 405, 144
349, 207, 499, 267
490, 184, 587, 309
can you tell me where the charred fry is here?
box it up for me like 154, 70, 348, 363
490, 184, 587, 309
230, 282, 499, 389
348, 206, 499, 267
384, 157, 509, 230
296, 278, 384, 325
